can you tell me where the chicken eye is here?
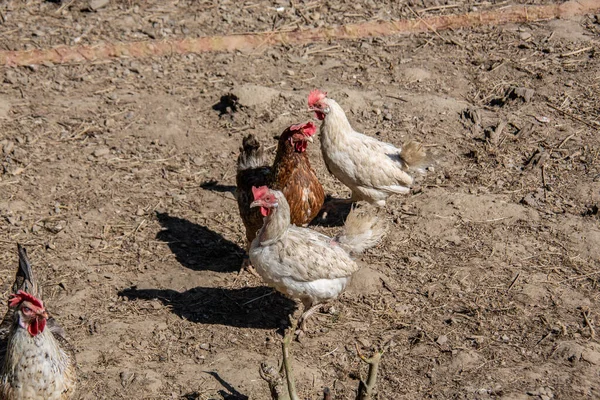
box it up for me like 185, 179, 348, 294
22, 306, 31, 313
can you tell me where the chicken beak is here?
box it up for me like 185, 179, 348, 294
306, 136, 314, 143
250, 200, 261, 208
39, 310, 49, 320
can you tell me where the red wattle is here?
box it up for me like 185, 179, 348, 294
260, 207, 271, 217
315, 111, 325, 120
294, 141, 308, 152
27, 317, 46, 336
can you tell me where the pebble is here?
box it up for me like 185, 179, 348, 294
383, 113, 392, 121
436, 335, 448, 345
4, 70, 17, 84
88, 0, 110, 11
519, 32, 532, 41
93, 147, 110, 157
120, 371, 135, 388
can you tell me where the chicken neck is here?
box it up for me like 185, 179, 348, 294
320, 99, 353, 143
257, 195, 291, 245
272, 145, 309, 183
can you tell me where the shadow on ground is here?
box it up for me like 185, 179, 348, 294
309, 195, 353, 227
119, 285, 296, 330
156, 212, 243, 273
201, 179, 237, 194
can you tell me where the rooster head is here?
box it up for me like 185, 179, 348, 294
9, 290, 48, 336
284, 122, 316, 153
251, 186, 278, 217
308, 89, 329, 120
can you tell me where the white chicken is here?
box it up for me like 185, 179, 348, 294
248, 186, 386, 331
308, 89, 431, 206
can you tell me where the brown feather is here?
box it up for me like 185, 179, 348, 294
236, 128, 325, 246
271, 127, 325, 226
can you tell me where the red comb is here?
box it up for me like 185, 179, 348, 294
9, 290, 44, 309
308, 89, 327, 107
289, 121, 317, 137
252, 186, 270, 201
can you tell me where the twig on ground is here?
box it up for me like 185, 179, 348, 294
259, 318, 299, 400
507, 272, 521, 292
259, 362, 289, 400
282, 319, 300, 400
355, 339, 393, 400
582, 308, 596, 339
547, 102, 598, 129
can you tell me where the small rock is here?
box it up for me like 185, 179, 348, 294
93, 147, 110, 157
231, 84, 279, 108
510, 87, 535, 103
357, 337, 371, 348
3, 141, 14, 154
192, 156, 204, 166
436, 335, 448, 345
199, 343, 210, 350
120, 371, 135, 388
0, 98, 9, 119
521, 193, 538, 207
88, 0, 110, 11
4, 70, 17, 85
383, 113, 392, 121
6, 216, 19, 226
519, 32, 532, 40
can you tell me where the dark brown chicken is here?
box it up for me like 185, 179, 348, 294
236, 122, 324, 263
236, 135, 272, 246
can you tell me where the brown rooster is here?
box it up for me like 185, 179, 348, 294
236, 122, 324, 271
0, 244, 77, 399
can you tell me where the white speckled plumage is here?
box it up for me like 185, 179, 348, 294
249, 190, 386, 312
0, 245, 76, 400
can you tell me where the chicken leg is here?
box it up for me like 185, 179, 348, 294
296, 299, 322, 333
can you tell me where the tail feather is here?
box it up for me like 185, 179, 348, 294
0, 244, 40, 334
400, 141, 434, 173
334, 206, 387, 255
237, 134, 270, 171
14, 244, 39, 298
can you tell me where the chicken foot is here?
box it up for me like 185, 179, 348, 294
296, 302, 322, 333
239, 255, 261, 278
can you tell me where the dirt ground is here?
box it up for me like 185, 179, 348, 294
0, 1, 599, 399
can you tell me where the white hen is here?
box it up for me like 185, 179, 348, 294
248, 186, 386, 330
308, 89, 431, 206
